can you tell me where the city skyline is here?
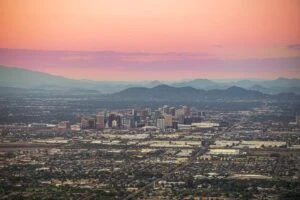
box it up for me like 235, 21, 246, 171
0, 0, 300, 80
1, 1, 300, 199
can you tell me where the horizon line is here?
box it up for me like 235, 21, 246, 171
1, 65, 299, 82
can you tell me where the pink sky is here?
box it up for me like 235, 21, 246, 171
0, 0, 300, 80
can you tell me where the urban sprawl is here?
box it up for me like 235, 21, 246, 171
1, 104, 300, 199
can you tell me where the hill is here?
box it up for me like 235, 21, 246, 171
108, 85, 271, 101
1, 65, 299, 95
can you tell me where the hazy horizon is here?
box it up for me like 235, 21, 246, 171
0, 48, 299, 81
1, 1, 300, 199
0, 64, 299, 83
1, 0, 300, 81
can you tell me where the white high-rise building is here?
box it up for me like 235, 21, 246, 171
157, 118, 165, 130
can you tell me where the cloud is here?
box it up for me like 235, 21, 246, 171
0, 48, 213, 68
212, 45, 223, 48
0, 48, 299, 80
288, 44, 300, 51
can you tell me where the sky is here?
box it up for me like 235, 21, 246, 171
0, 0, 300, 81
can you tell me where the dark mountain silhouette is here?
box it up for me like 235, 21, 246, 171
108, 85, 273, 101
1, 65, 299, 95
0, 66, 163, 93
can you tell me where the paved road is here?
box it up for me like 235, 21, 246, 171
122, 126, 232, 200
122, 146, 208, 200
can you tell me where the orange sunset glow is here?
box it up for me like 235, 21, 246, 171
0, 0, 300, 80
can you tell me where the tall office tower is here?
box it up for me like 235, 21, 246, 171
177, 115, 185, 124
81, 117, 96, 129
154, 110, 162, 118
80, 118, 89, 129
164, 114, 173, 127
175, 108, 184, 118
140, 109, 149, 120
156, 118, 165, 130
107, 114, 115, 128
162, 105, 170, 115
132, 109, 137, 116
112, 120, 118, 128
108, 113, 122, 128
115, 115, 121, 128
182, 105, 190, 116
87, 118, 96, 129
96, 114, 105, 130
158, 107, 163, 115
172, 121, 178, 130
145, 107, 152, 115
169, 107, 176, 116
122, 117, 133, 129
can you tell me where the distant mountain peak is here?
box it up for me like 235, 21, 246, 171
1, 65, 300, 95
152, 84, 172, 89
149, 80, 162, 84
227, 86, 246, 91
147, 80, 163, 87
108, 84, 274, 101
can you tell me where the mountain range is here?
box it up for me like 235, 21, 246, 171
1, 65, 300, 95
171, 78, 300, 94
108, 84, 300, 102
107, 85, 269, 101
